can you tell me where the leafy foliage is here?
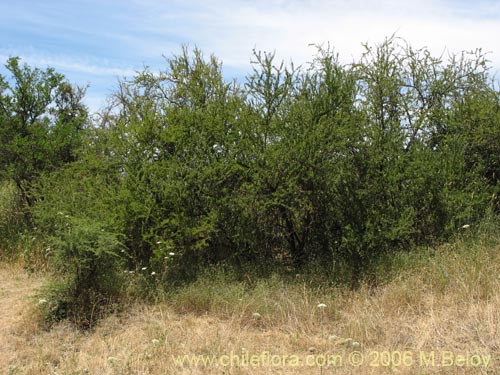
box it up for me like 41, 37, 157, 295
3, 38, 500, 325
0, 57, 87, 210
39, 216, 125, 328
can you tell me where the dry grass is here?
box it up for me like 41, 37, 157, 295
1, 235, 500, 375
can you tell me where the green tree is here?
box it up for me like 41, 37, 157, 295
0, 57, 87, 210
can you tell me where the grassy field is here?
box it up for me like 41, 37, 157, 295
1, 228, 499, 375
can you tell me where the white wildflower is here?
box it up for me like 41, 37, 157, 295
151, 271, 156, 276
317, 303, 327, 309
462, 224, 470, 229
141, 267, 147, 271
169, 252, 175, 256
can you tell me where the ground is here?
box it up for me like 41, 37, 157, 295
0, 259, 499, 374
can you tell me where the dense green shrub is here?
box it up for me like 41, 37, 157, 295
39, 216, 126, 328
46, 40, 500, 278
3, 38, 500, 325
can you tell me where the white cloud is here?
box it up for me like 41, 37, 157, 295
0, 51, 136, 77
134, 0, 500, 73
2, 0, 499, 112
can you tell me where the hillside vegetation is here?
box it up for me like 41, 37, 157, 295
1, 37, 500, 330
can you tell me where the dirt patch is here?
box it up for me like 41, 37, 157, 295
0, 265, 46, 373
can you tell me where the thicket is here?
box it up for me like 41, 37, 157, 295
1, 38, 500, 326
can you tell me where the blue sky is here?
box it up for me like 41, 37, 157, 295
2, 0, 500, 112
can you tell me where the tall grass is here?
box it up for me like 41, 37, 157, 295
165, 214, 500, 335
0, 179, 48, 270
0, 180, 24, 259
1, 215, 499, 374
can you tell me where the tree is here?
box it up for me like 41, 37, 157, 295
0, 57, 87, 210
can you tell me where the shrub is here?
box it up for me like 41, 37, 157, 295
40, 217, 126, 328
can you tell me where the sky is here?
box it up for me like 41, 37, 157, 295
1, 0, 500, 113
